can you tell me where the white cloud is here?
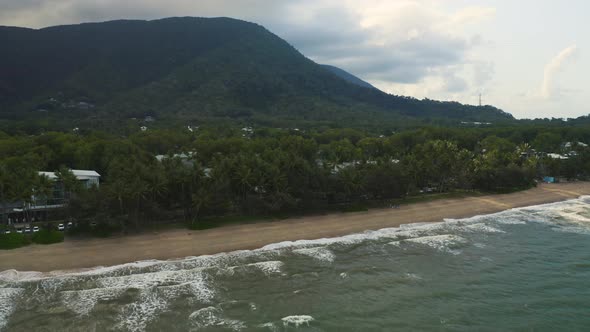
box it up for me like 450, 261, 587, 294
541, 45, 578, 99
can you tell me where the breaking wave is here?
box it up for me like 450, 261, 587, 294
2, 196, 590, 330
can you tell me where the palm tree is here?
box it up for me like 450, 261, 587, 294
338, 167, 364, 201
128, 178, 149, 230
234, 163, 254, 202
56, 167, 83, 220
147, 167, 168, 209
191, 185, 212, 227
32, 174, 54, 222
56, 167, 82, 195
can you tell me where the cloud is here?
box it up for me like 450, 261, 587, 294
541, 45, 578, 99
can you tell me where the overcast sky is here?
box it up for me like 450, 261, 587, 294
1, 0, 587, 119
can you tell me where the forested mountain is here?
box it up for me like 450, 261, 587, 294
0, 17, 513, 131
321, 65, 376, 89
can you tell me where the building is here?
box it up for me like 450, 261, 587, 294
39, 170, 100, 189
1, 169, 100, 226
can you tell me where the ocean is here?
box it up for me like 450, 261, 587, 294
1, 197, 590, 331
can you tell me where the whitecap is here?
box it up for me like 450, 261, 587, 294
189, 306, 246, 331
258, 322, 280, 331
404, 234, 467, 252
404, 273, 423, 281
61, 287, 126, 316
293, 247, 335, 263
117, 289, 169, 332
463, 223, 506, 233
0, 288, 24, 330
246, 261, 284, 276
282, 315, 314, 327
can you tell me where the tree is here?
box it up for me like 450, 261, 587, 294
410, 140, 473, 192
532, 132, 562, 152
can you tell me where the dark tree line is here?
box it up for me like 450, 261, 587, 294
1, 125, 589, 232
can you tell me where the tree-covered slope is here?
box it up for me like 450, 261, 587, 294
321, 65, 376, 89
0, 17, 513, 129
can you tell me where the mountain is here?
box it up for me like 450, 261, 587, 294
321, 65, 376, 89
0, 17, 513, 130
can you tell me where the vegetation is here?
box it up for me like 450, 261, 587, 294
0, 17, 512, 135
0, 233, 29, 249
31, 229, 64, 244
1, 124, 589, 239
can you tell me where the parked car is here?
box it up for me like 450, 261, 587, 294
24, 227, 31, 233
32, 226, 40, 233
16, 229, 23, 234
67, 221, 74, 229
3, 229, 10, 234
58, 223, 65, 231
90, 221, 98, 228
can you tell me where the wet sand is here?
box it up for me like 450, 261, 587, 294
1, 182, 589, 273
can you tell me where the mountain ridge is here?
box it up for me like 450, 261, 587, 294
321, 65, 377, 90
0, 17, 513, 130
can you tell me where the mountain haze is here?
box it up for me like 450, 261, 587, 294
0, 17, 513, 130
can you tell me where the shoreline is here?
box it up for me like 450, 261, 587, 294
1, 182, 590, 273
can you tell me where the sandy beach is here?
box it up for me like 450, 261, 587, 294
1, 182, 589, 273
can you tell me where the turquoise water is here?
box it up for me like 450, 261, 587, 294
1, 197, 590, 331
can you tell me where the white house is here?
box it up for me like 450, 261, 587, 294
1, 170, 100, 225
39, 169, 101, 189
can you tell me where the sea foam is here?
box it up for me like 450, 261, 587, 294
117, 289, 169, 332
0, 288, 24, 330
293, 247, 335, 263
282, 315, 314, 327
189, 306, 246, 331
402, 234, 467, 252
61, 287, 126, 316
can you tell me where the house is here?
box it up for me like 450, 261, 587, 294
1, 170, 100, 226
563, 141, 588, 149
39, 170, 100, 189
547, 153, 569, 160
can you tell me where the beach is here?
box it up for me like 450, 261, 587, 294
1, 182, 589, 273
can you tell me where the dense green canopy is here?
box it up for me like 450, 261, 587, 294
1, 125, 589, 233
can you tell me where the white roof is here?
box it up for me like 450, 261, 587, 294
72, 170, 101, 178
39, 171, 58, 180
39, 170, 100, 180
547, 153, 569, 160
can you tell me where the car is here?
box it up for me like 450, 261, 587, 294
16, 229, 23, 234
58, 223, 65, 231
24, 227, 31, 233
3, 229, 10, 234
32, 226, 40, 233
90, 221, 98, 228
67, 221, 74, 229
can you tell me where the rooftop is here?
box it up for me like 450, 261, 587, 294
39, 170, 101, 180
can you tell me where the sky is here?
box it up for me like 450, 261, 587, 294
0, 0, 587, 119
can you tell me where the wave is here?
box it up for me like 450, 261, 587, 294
1, 196, 589, 330
282, 315, 314, 327
0, 288, 24, 331
293, 247, 336, 263
189, 306, 246, 331
4, 196, 590, 283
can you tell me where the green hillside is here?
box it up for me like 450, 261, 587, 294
321, 64, 376, 89
0, 17, 513, 131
